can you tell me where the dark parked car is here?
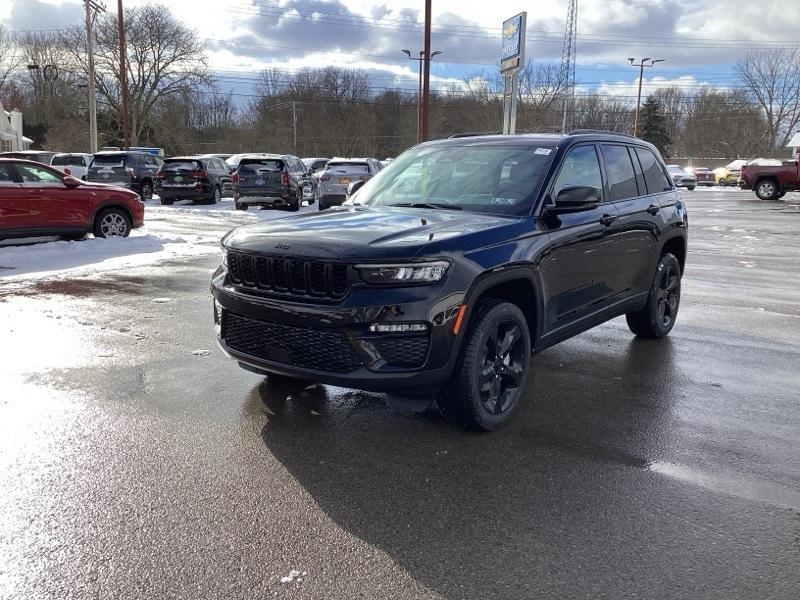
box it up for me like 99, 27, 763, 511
0, 158, 143, 240
86, 151, 163, 200
212, 131, 688, 430
155, 156, 232, 205
317, 158, 382, 209
0, 150, 57, 165
232, 154, 312, 211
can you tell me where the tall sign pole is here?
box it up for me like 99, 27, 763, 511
500, 12, 526, 135
117, 0, 130, 149
420, 0, 432, 141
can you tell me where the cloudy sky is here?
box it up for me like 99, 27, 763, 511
2, 0, 799, 100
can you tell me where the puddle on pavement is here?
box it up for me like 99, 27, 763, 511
0, 276, 147, 299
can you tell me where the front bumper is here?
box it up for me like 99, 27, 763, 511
211, 269, 466, 395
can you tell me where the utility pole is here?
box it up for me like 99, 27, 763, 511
628, 57, 664, 136
84, 0, 104, 153
420, 0, 432, 141
117, 0, 130, 149
403, 49, 440, 143
292, 101, 297, 154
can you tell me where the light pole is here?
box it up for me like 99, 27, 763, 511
628, 57, 664, 136
117, 0, 130, 148
403, 49, 441, 143
84, 0, 105, 154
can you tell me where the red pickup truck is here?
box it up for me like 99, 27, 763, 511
740, 160, 800, 200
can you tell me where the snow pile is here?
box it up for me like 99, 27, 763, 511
0, 198, 315, 283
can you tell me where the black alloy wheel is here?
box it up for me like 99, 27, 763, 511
477, 320, 527, 416
626, 252, 681, 338
440, 299, 531, 431
140, 181, 153, 201
655, 260, 680, 329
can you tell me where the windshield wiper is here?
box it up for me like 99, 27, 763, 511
389, 202, 463, 211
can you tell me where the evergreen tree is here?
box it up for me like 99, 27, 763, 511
638, 95, 672, 157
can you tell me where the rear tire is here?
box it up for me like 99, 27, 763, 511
208, 186, 220, 205
234, 201, 248, 211
140, 181, 153, 201
626, 253, 681, 339
439, 300, 531, 431
160, 198, 174, 206
687, 186, 695, 191
755, 179, 780, 200
93, 208, 132, 238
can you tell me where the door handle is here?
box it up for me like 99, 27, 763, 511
647, 204, 660, 215
599, 214, 617, 226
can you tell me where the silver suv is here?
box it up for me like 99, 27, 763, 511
317, 158, 383, 210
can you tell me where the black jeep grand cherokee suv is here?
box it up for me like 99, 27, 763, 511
211, 131, 688, 430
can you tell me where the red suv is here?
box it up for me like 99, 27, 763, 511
0, 158, 144, 240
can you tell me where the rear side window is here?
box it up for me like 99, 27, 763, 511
635, 148, 672, 194
0, 164, 17, 183
239, 159, 284, 173
552, 145, 603, 195
601, 145, 639, 201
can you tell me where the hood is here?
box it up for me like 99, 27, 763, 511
222, 205, 530, 260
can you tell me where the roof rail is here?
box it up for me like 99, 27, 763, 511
568, 129, 635, 138
447, 132, 501, 138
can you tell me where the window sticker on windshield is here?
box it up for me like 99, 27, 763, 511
534, 148, 552, 155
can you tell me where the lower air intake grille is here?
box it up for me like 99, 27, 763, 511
222, 311, 364, 373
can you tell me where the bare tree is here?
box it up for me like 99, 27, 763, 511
683, 88, 769, 159
63, 2, 211, 145
0, 24, 20, 92
735, 47, 800, 151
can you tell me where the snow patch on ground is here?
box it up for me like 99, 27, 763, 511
0, 198, 315, 284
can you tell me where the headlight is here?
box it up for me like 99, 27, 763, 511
221, 247, 228, 269
356, 261, 450, 285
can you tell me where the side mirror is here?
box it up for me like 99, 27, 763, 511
548, 185, 600, 213
63, 175, 81, 188
64, 167, 72, 175
347, 179, 366, 197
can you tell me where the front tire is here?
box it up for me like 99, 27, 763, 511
755, 179, 780, 200
439, 300, 531, 431
234, 201, 248, 211
94, 208, 132, 238
160, 198, 174, 206
626, 253, 681, 339
687, 186, 695, 191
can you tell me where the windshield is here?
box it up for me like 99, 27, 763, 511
667, 166, 684, 174
357, 144, 555, 215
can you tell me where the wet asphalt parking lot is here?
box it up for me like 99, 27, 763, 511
1, 189, 799, 599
